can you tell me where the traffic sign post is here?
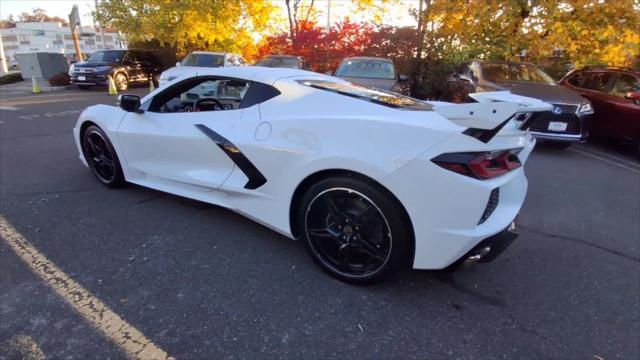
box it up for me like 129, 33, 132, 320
68, 5, 84, 62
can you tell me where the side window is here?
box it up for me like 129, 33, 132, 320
237, 56, 246, 66
610, 74, 640, 98
148, 77, 250, 113
581, 72, 613, 92
567, 72, 586, 87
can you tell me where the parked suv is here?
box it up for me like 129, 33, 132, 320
559, 66, 640, 154
69, 50, 162, 91
332, 57, 409, 95
158, 51, 246, 87
448, 60, 594, 148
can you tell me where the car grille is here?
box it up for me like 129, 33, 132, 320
478, 188, 499, 225
523, 104, 580, 135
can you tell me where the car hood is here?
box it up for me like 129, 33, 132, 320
160, 66, 200, 79
486, 82, 582, 104
74, 62, 117, 68
338, 76, 397, 91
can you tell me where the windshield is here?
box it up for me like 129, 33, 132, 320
86, 51, 124, 63
181, 54, 225, 67
335, 60, 396, 80
300, 80, 431, 110
481, 63, 555, 85
256, 56, 301, 69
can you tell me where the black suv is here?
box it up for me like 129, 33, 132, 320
447, 60, 594, 148
69, 50, 162, 90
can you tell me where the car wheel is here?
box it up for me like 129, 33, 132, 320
78, 85, 92, 90
114, 73, 128, 91
82, 125, 125, 187
297, 176, 412, 284
545, 141, 572, 150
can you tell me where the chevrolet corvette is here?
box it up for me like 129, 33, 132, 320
73, 67, 550, 284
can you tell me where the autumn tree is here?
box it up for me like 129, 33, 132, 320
18, 8, 67, 25
95, 0, 277, 59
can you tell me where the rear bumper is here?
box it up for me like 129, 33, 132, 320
455, 224, 518, 265
381, 131, 535, 270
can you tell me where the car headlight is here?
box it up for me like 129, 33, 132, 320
68, 64, 75, 76
578, 99, 593, 114
93, 66, 112, 73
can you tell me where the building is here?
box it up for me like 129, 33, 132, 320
1, 22, 126, 63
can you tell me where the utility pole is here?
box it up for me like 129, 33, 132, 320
94, 0, 106, 49
0, 35, 8, 75
68, 5, 84, 62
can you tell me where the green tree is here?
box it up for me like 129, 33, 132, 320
95, 0, 278, 59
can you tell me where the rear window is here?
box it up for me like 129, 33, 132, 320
181, 54, 225, 67
300, 80, 432, 110
256, 56, 301, 69
335, 60, 396, 80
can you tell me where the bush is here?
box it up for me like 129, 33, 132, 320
0, 72, 23, 85
48, 73, 70, 86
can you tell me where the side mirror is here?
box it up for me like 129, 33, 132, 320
325, 71, 333, 76
398, 74, 409, 82
118, 94, 142, 113
458, 74, 474, 84
624, 91, 640, 103
176, 62, 181, 67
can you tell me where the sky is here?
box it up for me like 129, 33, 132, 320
0, 0, 419, 29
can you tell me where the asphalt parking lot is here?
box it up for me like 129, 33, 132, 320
1, 88, 638, 359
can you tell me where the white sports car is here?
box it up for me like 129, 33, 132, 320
73, 67, 550, 284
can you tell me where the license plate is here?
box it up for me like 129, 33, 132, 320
548, 121, 567, 132
78, 76, 86, 81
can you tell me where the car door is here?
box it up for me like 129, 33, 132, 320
607, 73, 640, 141
133, 51, 159, 81
122, 51, 143, 82
116, 76, 251, 190
573, 71, 616, 137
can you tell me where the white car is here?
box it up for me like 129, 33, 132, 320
158, 51, 247, 87
73, 66, 550, 284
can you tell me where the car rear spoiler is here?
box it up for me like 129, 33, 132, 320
428, 91, 552, 143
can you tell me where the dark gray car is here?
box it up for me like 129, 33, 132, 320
333, 57, 409, 95
450, 60, 594, 148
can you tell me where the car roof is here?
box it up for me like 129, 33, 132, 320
262, 54, 300, 59
573, 66, 640, 76
341, 56, 393, 62
474, 59, 536, 66
189, 51, 229, 56
175, 66, 333, 85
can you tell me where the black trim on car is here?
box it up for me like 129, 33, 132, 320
462, 115, 514, 143
195, 124, 267, 190
239, 81, 281, 108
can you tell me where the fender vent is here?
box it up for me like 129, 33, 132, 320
478, 188, 500, 225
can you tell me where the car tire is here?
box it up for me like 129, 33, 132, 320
81, 125, 125, 188
78, 85, 92, 90
546, 141, 572, 150
297, 176, 412, 285
114, 72, 128, 91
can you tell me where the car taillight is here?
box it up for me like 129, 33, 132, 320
432, 149, 522, 179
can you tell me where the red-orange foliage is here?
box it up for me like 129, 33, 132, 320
257, 19, 418, 74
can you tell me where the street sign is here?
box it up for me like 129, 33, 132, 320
69, 5, 81, 30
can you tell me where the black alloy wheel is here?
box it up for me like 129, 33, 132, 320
299, 176, 412, 284
82, 126, 124, 187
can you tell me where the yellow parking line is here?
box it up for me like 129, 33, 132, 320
0, 215, 173, 360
